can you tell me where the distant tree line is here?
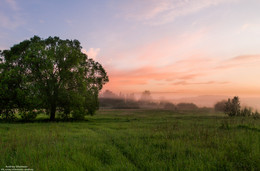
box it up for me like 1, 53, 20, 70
99, 90, 200, 111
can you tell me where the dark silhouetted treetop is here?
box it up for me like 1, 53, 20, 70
224, 96, 240, 117
140, 90, 152, 102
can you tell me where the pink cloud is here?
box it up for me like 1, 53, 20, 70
172, 81, 229, 85
102, 28, 209, 72
103, 52, 260, 96
0, 0, 24, 29
215, 54, 260, 70
5, 0, 19, 11
230, 54, 260, 61
82, 48, 100, 60
103, 60, 210, 92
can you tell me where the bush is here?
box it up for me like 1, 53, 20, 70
240, 108, 260, 118
20, 111, 37, 121
214, 100, 227, 112
164, 102, 176, 110
224, 96, 241, 117
252, 110, 260, 119
240, 107, 252, 117
0, 109, 16, 121
58, 112, 70, 120
176, 103, 198, 110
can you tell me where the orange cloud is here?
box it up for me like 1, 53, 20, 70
101, 28, 209, 71
103, 53, 260, 96
215, 54, 260, 70
172, 81, 229, 85
103, 61, 209, 92
230, 54, 260, 61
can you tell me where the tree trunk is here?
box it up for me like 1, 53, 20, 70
50, 105, 56, 121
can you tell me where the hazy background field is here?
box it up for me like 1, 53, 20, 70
136, 93, 260, 110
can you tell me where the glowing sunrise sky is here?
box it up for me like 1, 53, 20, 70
1, 0, 260, 97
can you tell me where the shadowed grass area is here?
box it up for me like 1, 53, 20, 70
0, 109, 259, 170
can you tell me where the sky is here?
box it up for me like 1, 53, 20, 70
1, 0, 260, 102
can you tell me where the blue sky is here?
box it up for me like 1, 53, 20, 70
1, 0, 260, 98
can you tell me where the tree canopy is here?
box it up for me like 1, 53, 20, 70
0, 36, 108, 120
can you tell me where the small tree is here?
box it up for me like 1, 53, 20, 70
164, 102, 176, 110
140, 90, 152, 102
224, 96, 240, 117
240, 107, 252, 117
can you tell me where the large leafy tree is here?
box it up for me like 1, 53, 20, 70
0, 36, 108, 120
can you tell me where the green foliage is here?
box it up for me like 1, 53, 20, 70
219, 120, 230, 130
72, 108, 86, 120
84, 88, 99, 115
0, 110, 16, 121
224, 96, 241, 117
19, 111, 37, 121
0, 36, 108, 120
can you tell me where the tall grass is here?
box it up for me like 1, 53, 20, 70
0, 110, 259, 170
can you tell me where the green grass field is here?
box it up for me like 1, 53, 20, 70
0, 109, 259, 170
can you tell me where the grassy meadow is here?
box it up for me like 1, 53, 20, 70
0, 109, 259, 170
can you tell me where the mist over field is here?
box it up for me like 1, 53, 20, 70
162, 94, 260, 110
100, 90, 260, 110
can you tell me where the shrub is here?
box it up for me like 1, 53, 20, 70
164, 102, 176, 110
214, 100, 227, 112
240, 107, 252, 116
245, 110, 260, 119
58, 112, 70, 120
224, 96, 241, 117
252, 110, 260, 119
0, 109, 16, 121
20, 111, 37, 121
176, 103, 198, 110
